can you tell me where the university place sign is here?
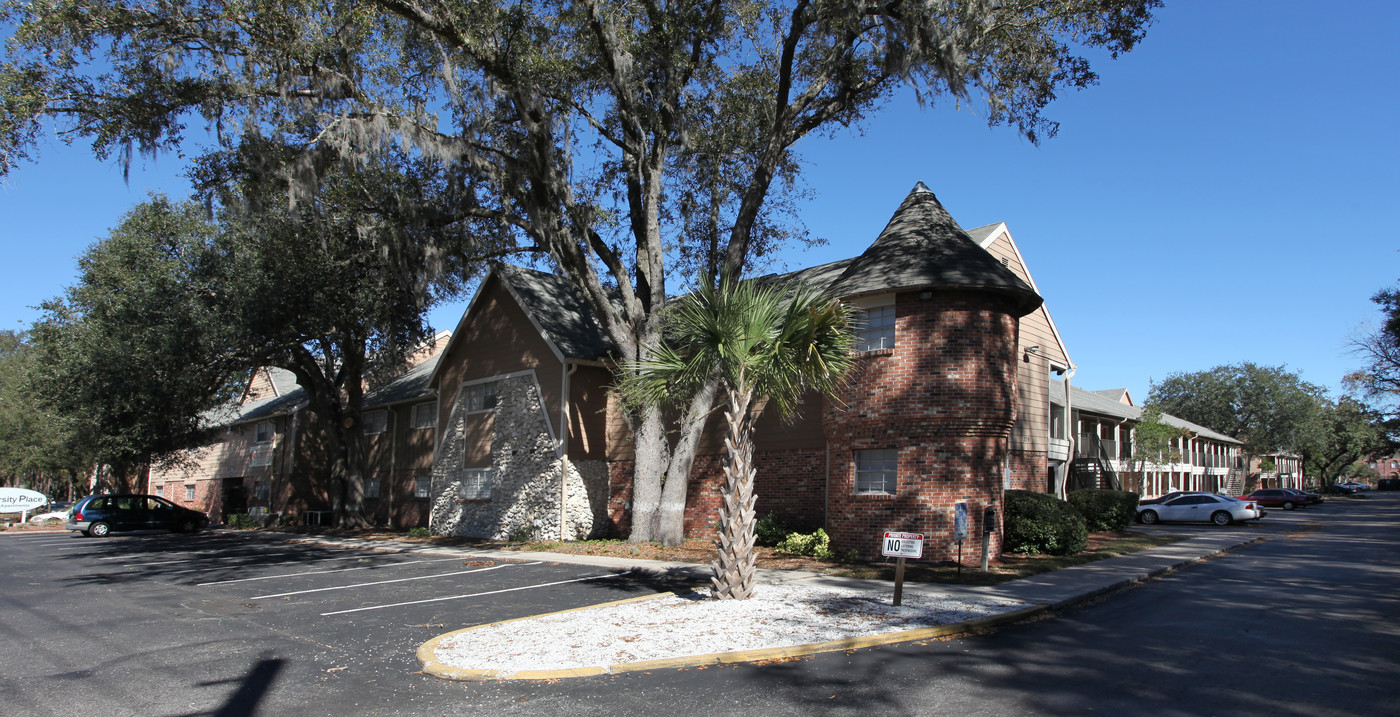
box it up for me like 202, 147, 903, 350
0, 487, 49, 514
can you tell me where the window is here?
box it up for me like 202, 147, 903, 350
463, 382, 500, 412
855, 449, 898, 495
411, 402, 437, 429
254, 479, 270, 502
365, 477, 381, 499
362, 409, 388, 434
414, 474, 432, 499
184, 485, 196, 502
855, 305, 896, 351
458, 468, 493, 500
254, 420, 274, 443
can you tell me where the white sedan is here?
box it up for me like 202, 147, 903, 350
1138, 493, 1265, 526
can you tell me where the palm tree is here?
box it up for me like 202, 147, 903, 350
621, 278, 856, 599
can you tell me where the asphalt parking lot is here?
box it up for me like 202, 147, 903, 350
0, 529, 689, 716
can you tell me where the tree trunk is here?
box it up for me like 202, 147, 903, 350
655, 379, 719, 546
627, 407, 669, 542
711, 384, 758, 600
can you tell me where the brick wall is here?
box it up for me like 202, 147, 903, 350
1005, 449, 1047, 492
822, 291, 1020, 562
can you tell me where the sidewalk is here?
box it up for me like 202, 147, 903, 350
254, 528, 1266, 679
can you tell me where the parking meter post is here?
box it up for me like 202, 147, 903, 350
893, 556, 906, 607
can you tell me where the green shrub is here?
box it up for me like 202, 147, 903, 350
754, 513, 791, 547
775, 528, 834, 560
1067, 489, 1141, 532
407, 526, 431, 538
225, 513, 260, 530
1003, 490, 1088, 556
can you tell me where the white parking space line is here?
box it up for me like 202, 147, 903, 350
195, 555, 467, 586
250, 562, 529, 599
319, 572, 617, 616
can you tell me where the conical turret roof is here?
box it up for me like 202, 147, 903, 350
825, 183, 1042, 316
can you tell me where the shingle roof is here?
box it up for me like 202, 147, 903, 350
266, 367, 299, 396
1051, 383, 1241, 444
488, 184, 1043, 362
497, 264, 617, 360
363, 353, 441, 407
822, 184, 1042, 316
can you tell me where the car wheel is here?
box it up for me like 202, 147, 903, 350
89, 521, 111, 538
1139, 510, 1159, 525
180, 518, 200, 534
1210, 511, 1233, 526
1283, 501, 1296, 510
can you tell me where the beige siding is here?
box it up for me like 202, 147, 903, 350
149, 416, 292, 485
244, 368, 281, 402
982, 231, 1066, 456
568, 365, 612, 461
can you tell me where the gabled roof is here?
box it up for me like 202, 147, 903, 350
206, 351, 443, 431
436, 184, 1046, 371
266, 367, 299, 396
1091, 388, 1134, 406
823, 183, 1042, 316
967, 220, 1073, 370
363, 353, 442, 407
1051, 383, 1241, 445
495, 265, 616, 361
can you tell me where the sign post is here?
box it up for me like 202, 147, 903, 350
953, 502, 969, 579
0, 487, 48, 527
881, 531, 924, 606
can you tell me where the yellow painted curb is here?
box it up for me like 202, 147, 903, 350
417, 597, 1048, 682
417, 590, 682, 682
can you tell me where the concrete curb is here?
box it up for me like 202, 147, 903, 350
413, 534, 1271, 681
416, 598, 1052, 682
227, 527, 1271, 682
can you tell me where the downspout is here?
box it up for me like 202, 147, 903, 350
558, 363, 577, 540
1059, 363, 1076, 500
387, 406, 397, 529
285, 408, 300, 523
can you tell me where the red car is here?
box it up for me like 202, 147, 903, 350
1242, 489, 1309, 510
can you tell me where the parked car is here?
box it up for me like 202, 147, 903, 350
1242, 488, 1309, 510
66, 494, 208, 537
1325, 483, 1363, 495
1337, 481, 1371, 492
1137, 492, 1266, 526
1282, 488, 1324, 504
1379, 478, 1400, 491
1138, 491, 1190, 506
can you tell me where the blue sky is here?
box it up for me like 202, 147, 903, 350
2, 1, 1397, 403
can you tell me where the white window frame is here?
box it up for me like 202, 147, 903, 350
850, 296, 896, 352
457, 468, 493, 500
362, 409, 388, 435
184, 484, 196, 502
855, 449, 898, 495
414, 474, 431, 499
411, 401, 437, 429
254, 420, 274, 444
365, 477, 382, 499
462, 381, 500, 413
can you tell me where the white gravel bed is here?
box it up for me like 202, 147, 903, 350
432, 582, 1025, 676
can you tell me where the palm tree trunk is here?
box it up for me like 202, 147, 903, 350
711, 384, 758, 600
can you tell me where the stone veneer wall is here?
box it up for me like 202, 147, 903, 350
431, 374, 609, 540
